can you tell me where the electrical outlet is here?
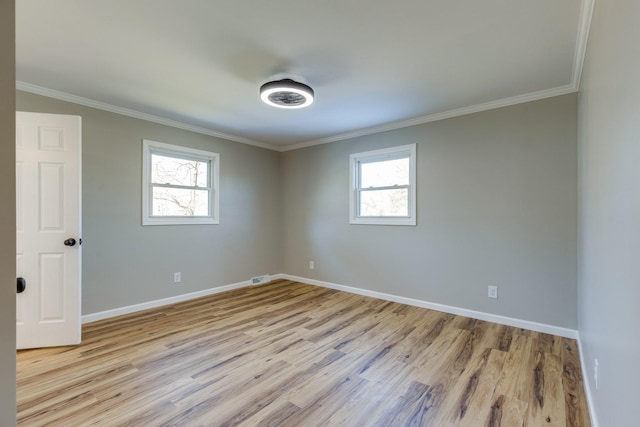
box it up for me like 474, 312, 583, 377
488, 285, 498, 299
594, 358, 599, 389
309, 261, 315, 270
174, 272, 181, 283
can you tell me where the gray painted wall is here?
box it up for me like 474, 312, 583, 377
17, 91, 283, 315
282, 94, 578, 328
0, 1, 16, 425
578, 0, 640, 424
9, 3, 640, 424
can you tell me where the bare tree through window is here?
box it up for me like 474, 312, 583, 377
151, 153, 209, 216
359, 157, 410, 217
350, 144, 416, 226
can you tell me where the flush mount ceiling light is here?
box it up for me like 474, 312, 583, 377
260, 79, 314, 109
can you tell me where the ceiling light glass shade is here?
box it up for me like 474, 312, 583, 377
260, 79, 314, 109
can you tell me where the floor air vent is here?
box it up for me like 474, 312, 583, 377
251, 275, 271, 285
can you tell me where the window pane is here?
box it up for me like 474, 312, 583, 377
151, 153, 209, 187
152, 187, 209, 216
360, 157, 409, 188
360, 189, 409, 217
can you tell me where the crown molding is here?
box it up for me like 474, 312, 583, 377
16, 80, 580, 154
572, 0, 595, 90
280, 84, 577, 152
17, 0, 593, 155
16, 81, 280, 152
280, 0, 593, 152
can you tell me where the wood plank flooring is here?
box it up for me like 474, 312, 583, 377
17, 279, 591, 426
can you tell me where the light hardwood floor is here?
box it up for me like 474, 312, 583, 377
17, 279, 591, 426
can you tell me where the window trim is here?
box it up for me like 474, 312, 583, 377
142, 139, 219, 226
349, 144, 416, 226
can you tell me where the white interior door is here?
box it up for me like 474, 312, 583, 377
16, 112, 82, 349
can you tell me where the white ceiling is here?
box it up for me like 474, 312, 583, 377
16, 0, 593, 151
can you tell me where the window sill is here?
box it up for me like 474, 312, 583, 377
349, 217, 416, 226
142, 216, 219, 226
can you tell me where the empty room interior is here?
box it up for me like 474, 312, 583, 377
1, 0, 639, 426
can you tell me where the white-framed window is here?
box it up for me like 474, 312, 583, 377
349, 143, 416, 226
142, 139, 219, 225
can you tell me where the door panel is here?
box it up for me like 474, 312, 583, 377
39, 162, 65, 231
16, 111, 82, 349
39, 253, 65, 321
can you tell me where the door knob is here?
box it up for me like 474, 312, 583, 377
17, 277, 26, 294
64, 238, 76, 247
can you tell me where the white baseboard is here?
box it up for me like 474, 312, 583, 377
279, 274, 579, 339
82, 279, 252, 324
577, 333, 599, 427
82, 273, 591, 421
283, 274, 593, 422
83, 273, 579, 340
